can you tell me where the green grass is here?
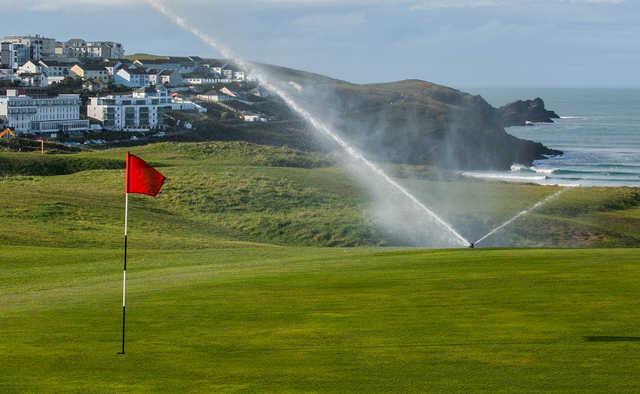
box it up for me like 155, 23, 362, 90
3, 141, 640, 392
2, 141, 640, 248
3, 246, 640, 392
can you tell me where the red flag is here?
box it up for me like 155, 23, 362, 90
125, 153, 166, 197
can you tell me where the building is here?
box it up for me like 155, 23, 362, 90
39, 59, 76, 78
70, 63, 110, 83
170, 94, 207, 113
16, 61, 41, 75
16, 73, 48, 88
133, 57, 199, 74
1, 42, 28, 70
241, 113, 267, 123
115, 66, 153, 88
87, 87, 173, 131
183, 72, 224, 86
1, 35, 57, 67
104, 59, 132, 76
0, 68, 16, 82
148, 69, 183, 86
61, 39, 125, 59
0, 89, 89, 134
196, 90, 220, 103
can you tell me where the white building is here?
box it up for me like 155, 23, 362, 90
16, 61, 41, 75
61, 39, 124, 59
196, 90, 220, 103
183, 72, 225, 85
87, 87, 206, 131
148, 69, 183, 87
115, 67, 153, 88
87, 87, 173, 131
39, 59, 76, 78
0, 89, 89, 134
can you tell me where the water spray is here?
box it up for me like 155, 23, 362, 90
473, 188, 567, 247
145, 0, 471, 247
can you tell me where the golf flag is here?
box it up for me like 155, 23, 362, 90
119, 153, 166, 355
126, 153, 166, 197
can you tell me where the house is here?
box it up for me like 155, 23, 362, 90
0, 89, 89, 134
104, 59, 133, 76
39, 59, 76, 77
70, 63, 110, 83
170, 94, 207, 113
233, 71, 246, 82
196, 90, 220, 103
115, 66, 153, 88
16, 61, 41, 75
148, 69, 183, 87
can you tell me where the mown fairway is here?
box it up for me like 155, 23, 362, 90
3, 246, 640, 392
2, 142, 640, 392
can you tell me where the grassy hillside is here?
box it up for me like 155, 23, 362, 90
1, 141, 640, 248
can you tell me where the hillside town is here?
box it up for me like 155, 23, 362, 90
0, 34, 271, 144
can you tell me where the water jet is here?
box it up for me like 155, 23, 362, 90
145, 0, 471, 247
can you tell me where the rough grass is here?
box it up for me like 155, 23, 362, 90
3, 141, 640, 247
0, 154, 122, 177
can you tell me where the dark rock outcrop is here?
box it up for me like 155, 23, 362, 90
498, 98, 560, 127
204, 62, 563, 170
284, 79, 561, 170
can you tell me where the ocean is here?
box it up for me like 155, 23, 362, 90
463, 88, 640, 187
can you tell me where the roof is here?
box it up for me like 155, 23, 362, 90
137, 57, 196, 65
183, 72, 217, 79
39, 59, 77, 67
120, 66, 150, 75
76, 63, 108, 71
128, 67, 151, 75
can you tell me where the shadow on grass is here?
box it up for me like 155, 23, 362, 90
584, 336, 640, 343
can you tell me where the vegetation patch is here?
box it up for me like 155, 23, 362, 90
0, 154, 123, 177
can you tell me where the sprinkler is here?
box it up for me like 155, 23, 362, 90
469, 242, 475, 249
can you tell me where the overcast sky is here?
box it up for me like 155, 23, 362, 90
2, 0, 638, 88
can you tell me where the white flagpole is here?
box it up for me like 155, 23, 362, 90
119, 191, 128, 355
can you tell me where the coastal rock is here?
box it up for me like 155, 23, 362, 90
498, 97, 560, 127
289, 78, 562, 170
193, 63, 562, 171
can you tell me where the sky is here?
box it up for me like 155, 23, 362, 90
2, 0, 638, 88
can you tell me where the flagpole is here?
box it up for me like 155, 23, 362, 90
119, 190, 129, 355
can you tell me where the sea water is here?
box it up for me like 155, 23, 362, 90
463, 88, 640, 187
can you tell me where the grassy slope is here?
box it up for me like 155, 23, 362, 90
3, 142, 640, 392
2, 142, 640, 248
